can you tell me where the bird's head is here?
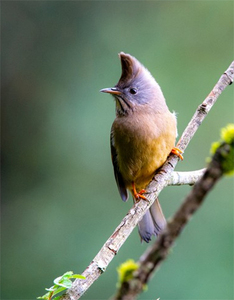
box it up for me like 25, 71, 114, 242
101, 52, 168, 116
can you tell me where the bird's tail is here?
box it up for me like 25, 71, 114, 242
138, 198, 166, 243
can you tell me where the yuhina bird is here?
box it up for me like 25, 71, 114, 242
101, 52, 182, 242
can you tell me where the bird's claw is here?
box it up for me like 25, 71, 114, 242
132, 183, 148, 202
171, 147, 184, 160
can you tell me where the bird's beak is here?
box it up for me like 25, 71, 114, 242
100, 87, 121, 95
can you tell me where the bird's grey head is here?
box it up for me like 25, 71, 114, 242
101, 52, 168, 116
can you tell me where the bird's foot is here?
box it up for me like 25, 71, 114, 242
171, 147, 184, 160
132, 182, 148, 202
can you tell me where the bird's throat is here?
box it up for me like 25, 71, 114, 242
116, 97, 129, 116
115, 97, 132, 116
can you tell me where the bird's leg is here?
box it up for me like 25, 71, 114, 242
132, 182, 147, 201
171, 147, 184, 160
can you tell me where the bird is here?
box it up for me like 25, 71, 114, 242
100, 52, 183, 242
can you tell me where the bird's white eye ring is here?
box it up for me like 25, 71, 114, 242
129, 87, 137, 95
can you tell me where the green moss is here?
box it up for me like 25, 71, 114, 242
221, 124, 234, 144
210, 141, 221, 155
209, 124, 234, 175
117, 259, 139, 285
221, 145, 234, 175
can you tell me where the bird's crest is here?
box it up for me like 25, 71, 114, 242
117, 52, 141, 87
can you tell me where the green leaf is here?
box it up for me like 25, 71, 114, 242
53, 296, 62, 300
52, 286, 66, 296
71, 274, 86, 279
45, 286, 56, 292
37, 296, 48, 300
55, 278, 72, 288
38, 271, 85, 300
37, 292, 51, 300
60, 271, 73, 279
53, 271, 73, 286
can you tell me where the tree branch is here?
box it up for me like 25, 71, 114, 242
61, 61, 234, 300
112, 141, 233, 300
167, 168, 206, 186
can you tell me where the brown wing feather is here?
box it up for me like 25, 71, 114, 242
110, 131, 128, 202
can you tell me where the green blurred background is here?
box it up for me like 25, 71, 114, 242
2, 1, 234, 299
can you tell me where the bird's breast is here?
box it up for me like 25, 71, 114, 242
112, 111, 177, 190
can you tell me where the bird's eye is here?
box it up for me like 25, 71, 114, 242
129, 88, 137, 95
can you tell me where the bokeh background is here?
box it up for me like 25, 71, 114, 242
2, 1, 234, 299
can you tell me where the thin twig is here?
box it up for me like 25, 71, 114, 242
61, 61, 234, 300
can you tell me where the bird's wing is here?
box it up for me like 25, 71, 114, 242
110, 130, 128, 202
